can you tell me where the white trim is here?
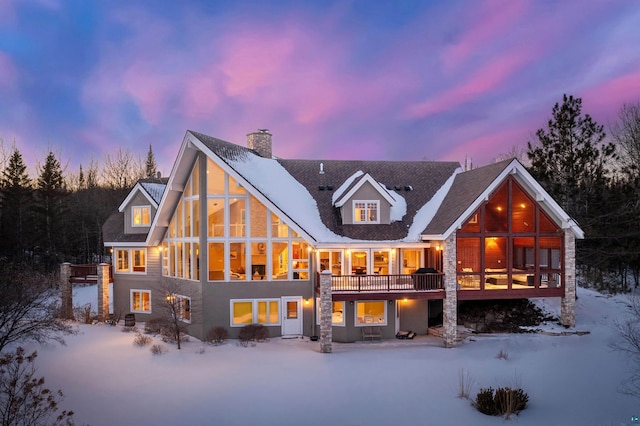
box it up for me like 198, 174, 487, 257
334, 173, 396, 208
114, 248, 147, 274
175, 294, 191, 323
130, 289, 151, 313
118, 184, 159, 212
424, 159, 585, 240
354, 300, 387, 327
131, 205, 151, 227
229, 298, 281, 327
352, 200, 380, 224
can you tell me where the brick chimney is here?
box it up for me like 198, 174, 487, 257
247, 129, 272, 158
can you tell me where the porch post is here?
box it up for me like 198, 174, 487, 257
60, 262, 73, 320
319, 270, 332, 353
97, 263, 111, 320
561, 231, 576, 327
442, 233, 458, 348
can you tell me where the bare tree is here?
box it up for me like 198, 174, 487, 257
154, 279, 196, 350
0, 261, 75, 354
613, 294, 640, 398
610, 102, 640, 180
101, 147, 144, 190
0, 347, 75, 425
493, 144, 529, 165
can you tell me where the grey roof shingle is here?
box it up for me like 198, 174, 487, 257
422, 159, 513, 235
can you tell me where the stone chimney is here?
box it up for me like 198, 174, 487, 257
247, 129, 272, 158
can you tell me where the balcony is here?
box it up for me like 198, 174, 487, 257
330, 273, 444, 294
69, 264, 112, 284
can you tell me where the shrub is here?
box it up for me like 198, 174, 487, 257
474, 387, 499, 416
473, 386, 528, 417
238, 323, 269, 346
121, 325, 138, 333
150, 344, 167, 355
496, 348, 509, 360
133, 333, 152, 347
205, 326, 229, 345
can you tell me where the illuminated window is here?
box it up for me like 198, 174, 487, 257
173, 295, 191, 323
116, 250, 129, 272
316, 300, 345, 326
353, 200, 379, 223
230, 299, 280, 326
133, 249, 146, 272
131, 290, 151, 313
116, 249, 146, 273
132, 206, 151, 226
355, 301, 386, 326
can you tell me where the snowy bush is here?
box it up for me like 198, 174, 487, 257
205, 326, 228, 345
133, 333, 152, 347
238, 324, 268, 346
473, 386, 528, 417
150, 344, 167, 355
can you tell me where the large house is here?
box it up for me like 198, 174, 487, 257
98, 129, 583, 348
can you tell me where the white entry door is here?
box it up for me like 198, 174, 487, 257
281, 296, 302, 336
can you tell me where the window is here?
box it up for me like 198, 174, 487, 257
133, 249, 146, 272
230, 299, 280, 326
116, 250, 129, 272
355, 301, 386, 326
131, 290, 151, 313
173, 295, 191, 323
115, 249, 147, 273
316, 300, 345, 326
353, 200, 379, 223
132, 206, 151, 226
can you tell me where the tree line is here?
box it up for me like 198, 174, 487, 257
0, 143, 158, 271
2, 98, 639, 290
526, 95, 640, 291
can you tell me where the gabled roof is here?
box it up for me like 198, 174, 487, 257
106, 130, 584, 248
421, 159, 584, 239
117, 177, 168, 212
333, 172, 397, 208
102, 212, 148, 245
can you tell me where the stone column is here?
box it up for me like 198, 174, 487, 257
60, 262, 73, 319
319, 270, 333, 353
97, 263, 111, 320
561, 231, 576, 327
442, 234, 458, 348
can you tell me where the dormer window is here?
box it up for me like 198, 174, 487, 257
132, 206, 151, 226
353, 200, 379, 224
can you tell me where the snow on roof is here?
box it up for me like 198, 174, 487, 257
387, 187, 406, 222
332, 170, 363, 205
140, 182, 166, 204
405, 168, 460, 241
226, 153, 353, 243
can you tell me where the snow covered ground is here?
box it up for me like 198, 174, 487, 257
17, 285, 640, 425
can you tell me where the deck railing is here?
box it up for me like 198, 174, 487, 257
331, 273, 444, 293
69, 264, 112, 283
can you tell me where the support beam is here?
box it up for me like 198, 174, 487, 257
319, 270, 333, 353
442, 233, 457, 347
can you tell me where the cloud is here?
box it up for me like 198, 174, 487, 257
405, 48, 534, 119
441, 0, 529, 71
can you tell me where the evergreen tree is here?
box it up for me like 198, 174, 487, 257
527, 94, 617, 278
145, 144, 157, 178
34, 151, 68, 269
0, 148, 33, 258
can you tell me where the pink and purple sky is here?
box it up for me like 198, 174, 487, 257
1, 0, 639, 176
